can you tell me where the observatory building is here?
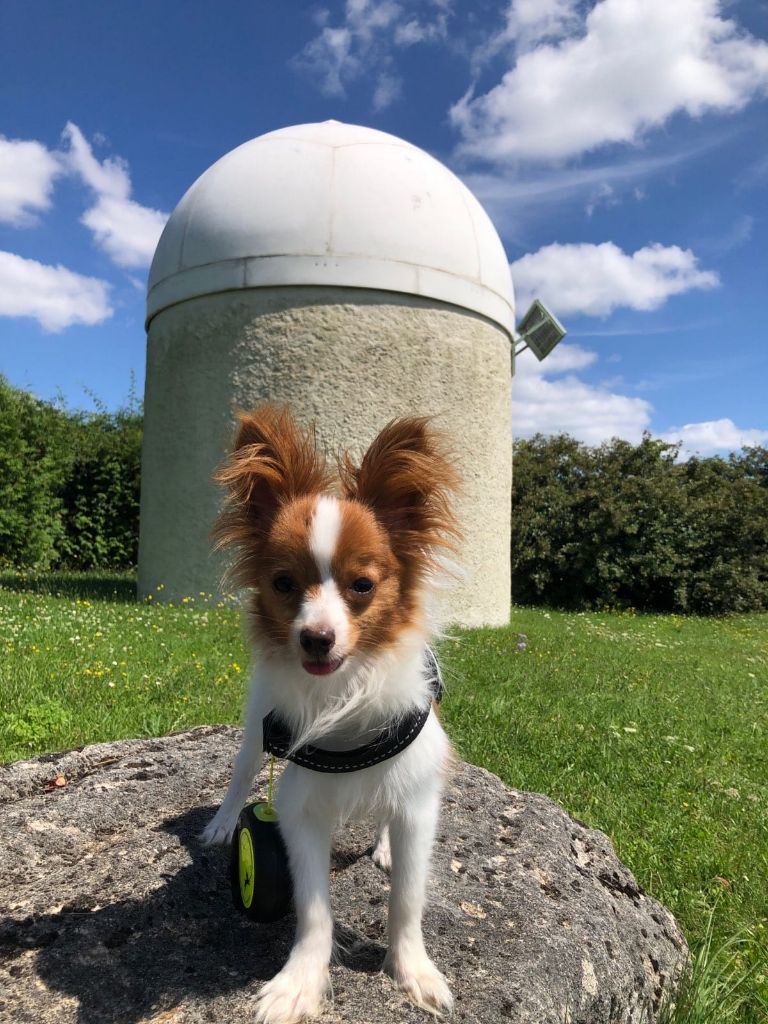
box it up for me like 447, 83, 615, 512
140, 120, 517, 626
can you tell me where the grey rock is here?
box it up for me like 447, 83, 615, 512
0, 727, 688, 1024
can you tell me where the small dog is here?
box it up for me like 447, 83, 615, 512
201, 404, 459, 1024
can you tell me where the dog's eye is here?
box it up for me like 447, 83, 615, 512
351, 577, 374, 595
273, 575, 297, 594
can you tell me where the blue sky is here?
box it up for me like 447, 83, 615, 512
1, 0, 766, 456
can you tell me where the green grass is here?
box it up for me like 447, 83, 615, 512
440, 609, 767, 1022
1, 571, 766, 1020
0, 571, 247, 754
655, 912, 766, 1024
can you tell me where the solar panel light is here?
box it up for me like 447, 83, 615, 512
514, 299, 567, 361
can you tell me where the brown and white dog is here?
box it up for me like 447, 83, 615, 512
201, 405, 459, 1024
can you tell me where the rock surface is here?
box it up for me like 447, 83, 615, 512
0, 727, 688, 1024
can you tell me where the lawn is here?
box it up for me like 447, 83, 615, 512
1, 571, 766, 1020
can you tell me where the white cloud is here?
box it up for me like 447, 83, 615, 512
372, 73, 402, 111
662, 418, 768, 457
293, 0, 401, 102
63, 123, 131, 198
513, 344, 765, 454
395, 19, 434, 46
0, 136, 62, 226
394, 7, 450, 47
297, 25, 357, 97
709, 213, 755, 253
80, 196, 167, 271
511, 241, 719, 317
585, 182, 618, 217
0, 250, 112, 332
452, 0, 768, 162
524, 340, 597, 375
494, 0, 580, 57
506, 0, 579, 44
467, 0, 579, 74
460, 136, 721, 236
62, 122, 167, 269
514, 342, 652, 443
293, 0, 448, 109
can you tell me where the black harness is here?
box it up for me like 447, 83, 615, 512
262, 648, 444, 774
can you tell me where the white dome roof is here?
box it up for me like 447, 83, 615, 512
146, 121, 515, 334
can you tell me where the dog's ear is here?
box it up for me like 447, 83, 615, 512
213, 404, 330, 562
340, 416, 460, 568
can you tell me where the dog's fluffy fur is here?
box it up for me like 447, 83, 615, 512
201, 405, 460, 1023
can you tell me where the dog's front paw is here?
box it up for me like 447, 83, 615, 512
255, 962, 329, 1024
198, 805, 239, 846
385, 950, 453, 1016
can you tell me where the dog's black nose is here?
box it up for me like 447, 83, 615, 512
300, 627, 336, 656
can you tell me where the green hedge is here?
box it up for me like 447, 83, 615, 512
0, 376, 141, 571
511, 433, 768, 615
0, 378, 69, 567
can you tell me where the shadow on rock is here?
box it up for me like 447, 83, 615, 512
3, 806, 341, 1023
3, 807, 387, 1023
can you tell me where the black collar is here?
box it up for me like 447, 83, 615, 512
262, 647, 443, 774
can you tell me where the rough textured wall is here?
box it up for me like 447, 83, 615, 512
139, 287, 511, 626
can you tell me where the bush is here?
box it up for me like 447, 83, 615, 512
512, 434, 768, 615
0, 377, 69, 568
678, 453, 768, 614
57, 409, 142, 569
0, 376, 142, 570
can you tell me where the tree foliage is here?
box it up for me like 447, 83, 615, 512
512, 434, 768, 615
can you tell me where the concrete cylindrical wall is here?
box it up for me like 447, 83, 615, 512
138, 287, 511, 627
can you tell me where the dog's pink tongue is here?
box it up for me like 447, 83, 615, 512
303, 660, 341, 676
